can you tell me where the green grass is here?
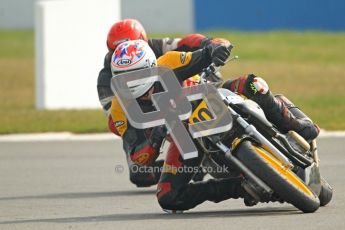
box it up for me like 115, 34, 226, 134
209, 31, 345, 130
0, 30, 344, 134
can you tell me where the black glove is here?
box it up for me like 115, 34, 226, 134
149, 125, 167, 151
206, 44, 231, 66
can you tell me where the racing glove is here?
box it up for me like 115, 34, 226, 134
208, 38, 232, 50
149, 125, 167, 151
206, 43, 231, 66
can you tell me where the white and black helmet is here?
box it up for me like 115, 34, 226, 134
111, 40, 157, 98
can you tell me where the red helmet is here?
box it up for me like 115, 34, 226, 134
106, 19, 148, 50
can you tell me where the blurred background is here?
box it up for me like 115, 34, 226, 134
0, 0, 344, 134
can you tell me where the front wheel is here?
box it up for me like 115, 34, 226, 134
234, 140, 320, 213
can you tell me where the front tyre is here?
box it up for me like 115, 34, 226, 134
234, 140, 320, 213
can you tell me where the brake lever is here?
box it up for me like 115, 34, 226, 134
200, 55, 239, 84
208, 55, 239, 75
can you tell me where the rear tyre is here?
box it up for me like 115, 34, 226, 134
235, 140, 320, 213
319, 177, 333, 206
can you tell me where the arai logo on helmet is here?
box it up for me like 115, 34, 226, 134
117, 59, 132, 66
112, 41, 145, 68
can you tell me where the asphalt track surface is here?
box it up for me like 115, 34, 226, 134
0, 136, 344, 230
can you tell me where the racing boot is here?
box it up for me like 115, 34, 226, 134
208, 177, 262, 207
244, 75, 319, 141
203, 177, 254, 203
157, 177, 256, 212
272, 94, 320, 142
223, 74, 319, 142
243, 192, 285, 207
242, 192, 258, 207
192, 167, 207, 182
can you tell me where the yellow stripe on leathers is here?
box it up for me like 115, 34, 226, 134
157, 51, 193, 69
110, 97, 128, 137
110, 51, 193, 136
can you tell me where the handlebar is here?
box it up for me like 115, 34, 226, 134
199, 55, 239, 85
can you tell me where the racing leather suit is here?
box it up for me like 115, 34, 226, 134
110, 46, 246, 210
97, 34, 230, 187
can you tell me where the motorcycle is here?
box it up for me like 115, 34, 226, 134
189, 61, 333, 213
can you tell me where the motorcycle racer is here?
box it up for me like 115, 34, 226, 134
110, 40, 252, 211
99, 19, 319, 190
110, 37, 321, 211
110, 38, 231, 187
98, 19, 233, 187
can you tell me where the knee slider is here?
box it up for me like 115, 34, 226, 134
156, 182, 178, 209
248, 75, 269, 95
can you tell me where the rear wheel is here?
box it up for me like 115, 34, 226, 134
234, 140, 320, 213
319, 177, 333, 206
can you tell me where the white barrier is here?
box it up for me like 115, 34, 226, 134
35, 0, 120, 109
